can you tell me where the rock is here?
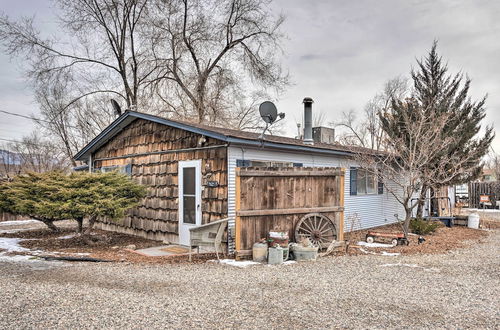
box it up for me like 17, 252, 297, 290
125, 244, 136, 250
111, 246, 120, 250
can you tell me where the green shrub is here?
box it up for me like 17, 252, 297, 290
0, 171, 146, 234
409, 218, 442, 235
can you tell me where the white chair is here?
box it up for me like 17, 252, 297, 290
188, 218, 228, 261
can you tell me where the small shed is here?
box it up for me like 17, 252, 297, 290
74, 110, 405, 255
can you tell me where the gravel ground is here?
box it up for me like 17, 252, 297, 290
1, 229, 499, 329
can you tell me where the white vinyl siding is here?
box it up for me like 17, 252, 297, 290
227, 146, 405, 243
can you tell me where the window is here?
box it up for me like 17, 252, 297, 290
350, 168, 383, 195
236, 160, 298, 168
96, 164, 132, 176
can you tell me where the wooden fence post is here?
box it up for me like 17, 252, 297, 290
338, 169, 345, 241
235, 168, 242, 260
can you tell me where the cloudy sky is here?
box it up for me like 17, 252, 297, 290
1, 0, 499, 152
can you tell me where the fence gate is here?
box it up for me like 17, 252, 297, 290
235, 167, 345, 258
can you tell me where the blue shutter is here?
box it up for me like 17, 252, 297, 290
236, 159, 250, 167
293, 163, 303, 167
350, 168, 357, 195
125, 164, 132, 176
378, 178, 384, 194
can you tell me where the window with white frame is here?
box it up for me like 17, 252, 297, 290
350, 167, 383, 196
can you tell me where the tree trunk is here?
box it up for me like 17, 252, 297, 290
83, 215, 97, 235
76, 217, 83, 234
39, 219, 59, 232
416, 184, 428, 218
403, 208, 412, 235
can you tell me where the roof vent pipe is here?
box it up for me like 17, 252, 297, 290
303, 97, 314, 145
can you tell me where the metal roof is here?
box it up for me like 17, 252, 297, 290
74, 111, 358, 161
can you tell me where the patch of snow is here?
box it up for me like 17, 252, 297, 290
0, 237, 29, 253
0, 228, 33, 234
58, 234, 76, 240
357, 241, 394, 248
0, 254, 39, 262
215, 259, 261, 268
0, 237, 66, 269
0, 219, 41, 226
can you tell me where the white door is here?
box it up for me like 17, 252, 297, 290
178, 160, 202, 246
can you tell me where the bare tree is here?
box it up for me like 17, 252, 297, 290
0, 145, 21, 178
2, 133, 69, 176
332, 109, 368, 147
145, 0, 289, 124
0, 0, 151, 109
0, 0, 288, 159
34, 74, 116, 165
333, 77, 408, 150
354, 101, 456, 232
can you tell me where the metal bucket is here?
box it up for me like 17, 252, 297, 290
268, 247, 284, 265
252, 242, 268, 262
291, 245, 318, 261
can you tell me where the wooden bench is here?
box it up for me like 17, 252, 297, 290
189, 218, 228, 262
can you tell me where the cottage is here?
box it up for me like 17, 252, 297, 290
74, 103, 404, 255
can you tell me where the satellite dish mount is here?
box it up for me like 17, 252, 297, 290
258, 101, 285, 142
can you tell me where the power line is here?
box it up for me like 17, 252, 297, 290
0, 137, 53, 147
0, 110, 51, 124
0, 109, 82, 129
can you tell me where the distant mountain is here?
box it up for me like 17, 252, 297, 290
0, 149, 22, 165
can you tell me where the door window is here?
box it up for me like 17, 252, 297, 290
182, 167, 196, 224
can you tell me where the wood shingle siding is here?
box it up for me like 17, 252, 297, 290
92, 119, 228, 243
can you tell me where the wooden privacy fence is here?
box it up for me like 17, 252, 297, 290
0, 212, 30, 222
235, 167, 345, 257
469, 181, 500, 208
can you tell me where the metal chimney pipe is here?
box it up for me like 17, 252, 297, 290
303, 97, 314, 145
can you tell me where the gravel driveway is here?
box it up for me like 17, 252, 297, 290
1, 229, 499, 329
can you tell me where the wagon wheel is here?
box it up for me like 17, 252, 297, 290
295, 213, 337, 249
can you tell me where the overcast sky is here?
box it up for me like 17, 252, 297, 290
1, 0, 499, 152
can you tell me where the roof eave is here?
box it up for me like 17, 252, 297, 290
226, 138, 352, 157
74, 110, 354, 162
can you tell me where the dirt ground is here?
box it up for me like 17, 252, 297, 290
0, 226, 220, 263
0, 219, 492, 263
344, 223, 489, 256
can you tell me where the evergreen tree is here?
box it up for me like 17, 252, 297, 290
0, 171, 145, 234
413, 41, 493, 186
373, 41, 494, 230
0, 172, 68, 231
61, 171, 146, 234
404, 41, 494, 216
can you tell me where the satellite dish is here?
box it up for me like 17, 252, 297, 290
259, 101, 278, 124
110, 99, 122, 117
258, 101, 285, 143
